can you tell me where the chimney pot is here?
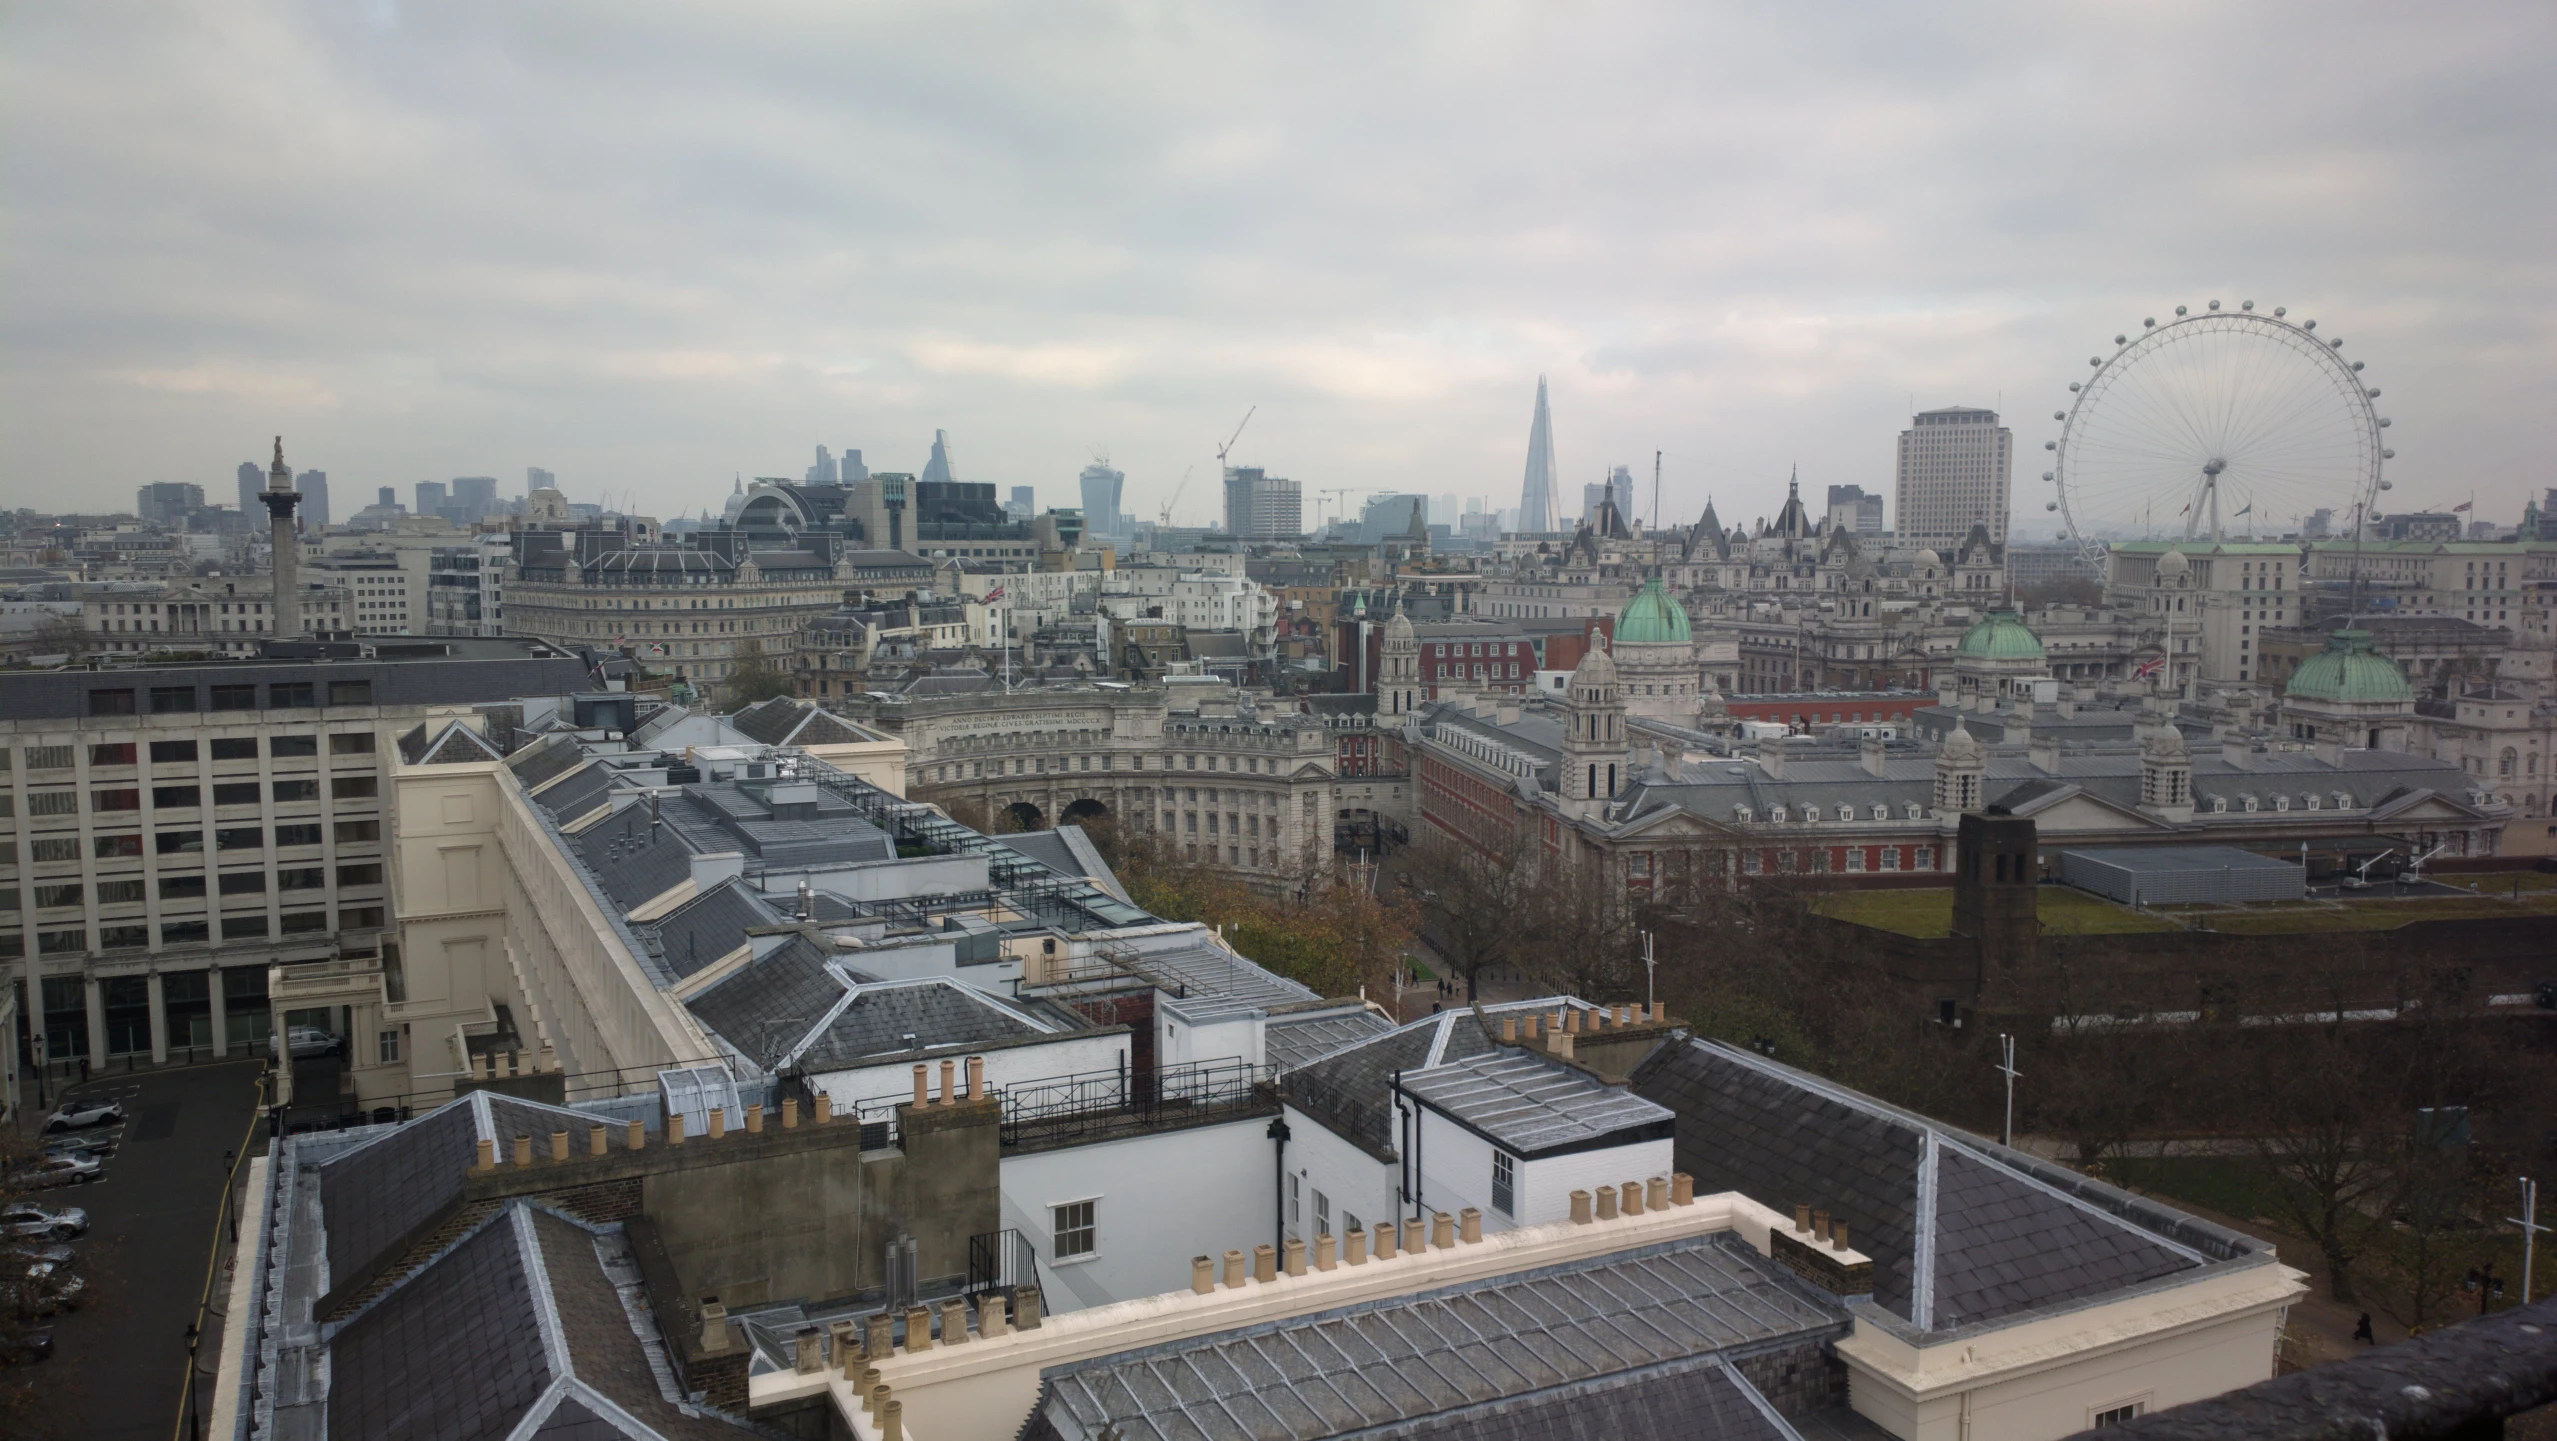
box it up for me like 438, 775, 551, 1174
1620, 1181, 1643, 1216
793, 1326, 822, 1375
1652, 1000, 1667, 1022
1432, 1212, 1455, 1249
979, 1293, 1009, 1337
867, 1383, 889, 1419
512, 1134, 533, 1167
939, 1058, 958, 1107
1595, 1187, 1619, 1221
912, 1063, 928, 1108
865, 1314, 893, 1359
1813, 1209, 1832, 1244
628, 1118, 646, 1151
1672, 1173, 1695, 1206
1459, 1208, 1482, 1244
1570, 1190, 1593, 1225
708, 1106, 726, 1140
1012, 1286, 1042, 1330
1833, 1221, 1851, 1253
588, 1126, 606, 1157
746, 1103, 764, 1134
855, 1361, 879, 1395
699, 1297, 729, 1353
941, 1297, 969, 1344
1501, 1016, 1517, 1042
475, 1138, 496, 1171
1794, 1203, 1813, 1234
1524, 1014, 1540, 1039
1344, 1227, 1368, 1265
782, 1098, 799, 1129
1548, 1028, 1575, 1060
882, 1398, 904, 1441
1192, 1255, 1216, 1295
668, 1112, 686, 1145
903, 1306, 933, 1353
1315, 1232, 1338, 1271
815, 1093, 833, 1124
831, 1320, 860, 1369
1284, 1236, 1307, 1277
1373, 1222, 1398, 1260
1223, 1249, 1248, 1289
549, 1130, 568, 1162
1564, 1008, 1581, 1034
1252, 1243, 1278, 1283
1646, 1176, 1669, 1211
967, 1054, 986, 1101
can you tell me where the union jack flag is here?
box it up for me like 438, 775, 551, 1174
983, 586, 1006, 603
2133, 655, 2166, 680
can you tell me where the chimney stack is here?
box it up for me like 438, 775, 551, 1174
699, 1297, 729, 1353
1012, 1286, 1042, 1330
793, 1327, 822, 1375
2030, 728, 2061, 775
1859, 732, 1887, 778
1373, 1222, 1398, 1260
1192, 1256, 1215, 1295
979, 1293, 1009, 1337
1253, 1244, 1278, 1282
1284, 1237, 1307, 1277
1570, 1190, 1593, 1225
1222, 1249, 1247, 1288
1344, 1227, 1368, 1265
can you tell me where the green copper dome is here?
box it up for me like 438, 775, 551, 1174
1954, 608, 2045, 661
1616, 578, 1692, 645
2285, 629, 2412, 704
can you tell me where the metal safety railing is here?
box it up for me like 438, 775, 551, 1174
998, 1057, 1272, 1149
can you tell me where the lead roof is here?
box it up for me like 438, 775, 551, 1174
1023, 1233, 1842, 1441
1400, 1050, 1675, 1157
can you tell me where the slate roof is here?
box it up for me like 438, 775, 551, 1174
1631, 1040, 2225, 1333
684, 937, 852, 1066
1400, 1050, 1675, 1158
578, 807, 694, 910
510, 735, 589, 790
325, 1203, 765, 1440
792, 979, 1045, 1071
728, 698, 814, 746
1021, 1232, 1842, 1441
535, 764, 614, 823
652, 879, 778, 979
1118, 937, 1323, 1021
414, 721, 507, 766
1373, 1358, 1796, 1441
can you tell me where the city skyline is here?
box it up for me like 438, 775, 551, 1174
5, 6, 2551, 535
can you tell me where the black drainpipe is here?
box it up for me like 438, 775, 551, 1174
1266, 1115, 1293, 1253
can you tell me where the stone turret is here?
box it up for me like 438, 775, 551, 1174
1559, 640, 1627, 812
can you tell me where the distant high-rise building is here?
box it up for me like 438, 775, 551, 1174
297, 469, 331, 527
237, 461, 262, 517
527, 466, 555, 494
1007, 485, 1035, 522
1824, 484, 1884, 535
415, 480, 449, 516
450, 476, 499, 518
1518, 376, 1560, 533
1894, 406, 2012, 547
840, 448, 868, 485
137, 482, 206, 528
2302, 507, 2334, 539
921, 430, 957, 486
806, 446, 838, 486
1581, 467, 1634, 527
1078, 460, 1126, 538
1222, 467, 1302, 540
377, 486, 397, 508
1360, 493, 1428, 542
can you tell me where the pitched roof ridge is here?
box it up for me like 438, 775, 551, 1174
1933, 1135, 2211, 1267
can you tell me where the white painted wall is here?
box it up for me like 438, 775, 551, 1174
1158, 1007, 1262, 1071
808, 1032, 1130, 1114
1411, 1108, 1671, 1233
998, 1115, 1274, 1313
1280, 1103, 1401, 1246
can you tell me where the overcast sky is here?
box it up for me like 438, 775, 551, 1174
6, 2, 2551, 535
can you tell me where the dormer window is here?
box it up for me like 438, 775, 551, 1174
1871, 803, 1889, 820
2305, 793, 2322, 811
2210, 795, 2228, 813
1734, 804, 1753, 822
1769, 805, 1788, 823
2274, 794, 2291, 812
2240, 794, 2259, 813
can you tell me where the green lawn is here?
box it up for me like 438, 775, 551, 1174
1814, 886, 2176, 938
2105, 1156, 2288, 1226
2195, 890, 2557, 933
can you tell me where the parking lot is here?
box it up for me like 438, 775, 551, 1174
11, 1059, 265, 1440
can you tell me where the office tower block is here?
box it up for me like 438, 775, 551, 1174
297, 470, 332, 528
1007, 485, 1035, 522
1895, 407, 2013, 547
1222, 468, 1302, 540
1825, 484, 1884, 535
450, 476, 499, 518
527, 467, 556, 494
377, 486, 398, 508
415, 480, 449, 516
1078, 460, 1126, 538
806, 446, 838, 486
840, 449, 868, 484
237, 461, 263, 517
921, 430, 957, 486
137, 483, 206, 528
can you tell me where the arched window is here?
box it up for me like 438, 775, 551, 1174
2500, 748, 2518, 777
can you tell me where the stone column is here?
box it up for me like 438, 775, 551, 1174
207, 966, 229, 1057
146, 971, 169, 1064
83, 975, 107, 1068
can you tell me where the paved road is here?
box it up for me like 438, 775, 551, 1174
26, 1060, 265, 1441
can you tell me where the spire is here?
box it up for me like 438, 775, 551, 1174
1519, 376, 1559, 534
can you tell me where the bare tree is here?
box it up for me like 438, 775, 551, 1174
1400, 828, 1534, 1001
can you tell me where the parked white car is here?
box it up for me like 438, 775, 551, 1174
270, 1026, 343, 1059
11, 1155, 101, 1189
43, 1099, 123, 1132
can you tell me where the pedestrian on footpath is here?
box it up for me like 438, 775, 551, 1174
2352, 1312, 2374, 1344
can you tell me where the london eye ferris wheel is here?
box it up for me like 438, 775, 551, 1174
2041, 301, 2393, 564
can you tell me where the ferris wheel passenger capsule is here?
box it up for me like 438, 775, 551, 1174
2069, 382, 2082, 392
2381, 450, 2395, 460
2379, 479, 2393, 489
2242, 300, 2255, 310
2209, 300, 2221, 310
2045, 441, 2057, 451
2175, 305, 2188, 316
2302, 320, 2316, 330
2378, 418, 2391, 428
2143, 318, 2155, 328
2366, 388, 2380, 397
2352, 361, 2365, 371
2115, 335, 2127, 345
2089, 357, 2102, 367
2046, 502, 2059, 512
2054, 412, 2066, 421
2274, 307, 2287, 317
2043, 472, 2054, 482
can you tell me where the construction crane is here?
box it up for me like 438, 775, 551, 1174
1216, 405, 1257, 477
1318, 486, 1380, 531
1159, 465, 1195, 528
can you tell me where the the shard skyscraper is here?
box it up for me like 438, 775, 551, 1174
1518, 376, 1560, 534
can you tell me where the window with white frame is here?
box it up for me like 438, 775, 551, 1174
1053, 1200, 1096, 1259
2091, 1402, 2144, 1427
1492, 1150, 1517, 1216
1314, 1190, 1331, 1237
